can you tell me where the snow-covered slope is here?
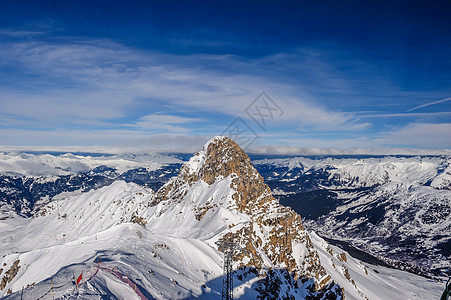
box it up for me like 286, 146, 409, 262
0, 152, 182, 216
254, 156, 451, 277
0, 138, 446, 299
0, 137, 343, 299
310, 233, 443, 300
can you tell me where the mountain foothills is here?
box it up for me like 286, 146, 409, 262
0, 137, 446, 299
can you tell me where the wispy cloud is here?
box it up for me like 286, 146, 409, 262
0, 29, 46, 37
0, 38, 371, 134
248, 122, 451, 151
0, 30, 449, 152
0, 128, 211, 152
376, 122, 451, 148
130, 114, 204, 133
406, 97, 451, 112
359, 112, 451, 118
248, 144, 451, 156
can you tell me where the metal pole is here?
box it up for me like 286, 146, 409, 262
227, 251, 233, 300
217, 240, 248, 300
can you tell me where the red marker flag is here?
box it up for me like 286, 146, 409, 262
76, 272, 83, 287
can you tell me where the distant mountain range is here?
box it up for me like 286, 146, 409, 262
252, 155, 450, 278
0, 142, 447, 299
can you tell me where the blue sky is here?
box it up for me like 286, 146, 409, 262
0, 0, 450, 153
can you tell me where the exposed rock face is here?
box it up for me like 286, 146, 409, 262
153, 136, 340, 295
154, 136, 254, 204
0, 260, 20, 291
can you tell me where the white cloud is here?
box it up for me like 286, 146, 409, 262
0, 39, 370, 134
245, 123, 451, 153
1, 35, 449, 152
248, 144, 451, 156
0, 128, 210, 152
377, 123, 451, 148
1, 127, 449, 156
131, 114, 204, 133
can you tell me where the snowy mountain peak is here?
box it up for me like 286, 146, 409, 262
150, 137, 340, 297
180, 135, 253, 184
156, 136, 269, 209
0, 138, 344, 299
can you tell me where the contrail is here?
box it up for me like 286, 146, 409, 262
407, 97, 451, 112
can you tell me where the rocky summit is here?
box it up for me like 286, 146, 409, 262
152, 136, 343, 298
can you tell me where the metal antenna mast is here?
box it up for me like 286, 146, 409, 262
216, 240, 248, 300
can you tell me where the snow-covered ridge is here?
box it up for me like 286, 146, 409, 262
0, 152, 182, 177
310, 232, 443, 300
255, 155, 451, 277
254, 155, 451, 189
0, 151, 183, 217
182, 136, 222, 175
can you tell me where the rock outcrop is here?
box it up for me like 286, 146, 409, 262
152, 136, 341, 297
0, 260, 20, 291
